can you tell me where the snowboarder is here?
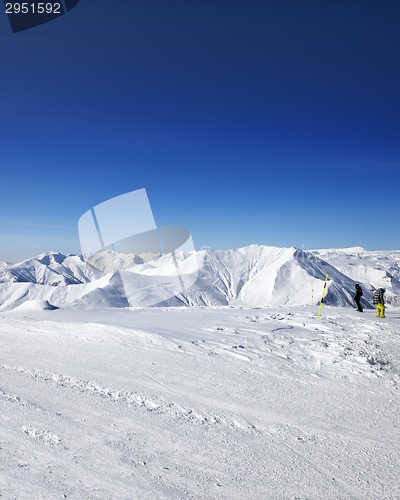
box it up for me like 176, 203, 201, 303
354, 284, 363, 312
373, 288, 386, 318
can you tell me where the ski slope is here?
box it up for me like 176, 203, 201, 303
0, 305, 399, 499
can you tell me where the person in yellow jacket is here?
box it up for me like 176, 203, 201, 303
373, 288, 386, 318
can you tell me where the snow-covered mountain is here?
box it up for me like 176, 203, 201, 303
159, 245, 362, 308
312, 247, 400, 305
0, 252, 102, 286
0, 246, 398, 311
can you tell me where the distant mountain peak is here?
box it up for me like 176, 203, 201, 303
36, 251, 68, 266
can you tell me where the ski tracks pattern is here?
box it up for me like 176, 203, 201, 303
0, 364, 258, 434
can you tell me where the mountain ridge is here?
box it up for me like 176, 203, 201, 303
0, 246, 398, 311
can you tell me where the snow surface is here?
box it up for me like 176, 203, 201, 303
0, 305, 399, 499
12, 299, 58, 312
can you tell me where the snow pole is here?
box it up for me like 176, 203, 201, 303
317, 273, 329, 320
312, 286, 314, 306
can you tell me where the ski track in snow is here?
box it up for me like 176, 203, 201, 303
0, 364, 258, 433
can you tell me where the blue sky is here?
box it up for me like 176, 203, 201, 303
0, 1, 399, 261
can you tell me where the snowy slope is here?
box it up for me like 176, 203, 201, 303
0, 305, 399, 499
0, 246, 398, 310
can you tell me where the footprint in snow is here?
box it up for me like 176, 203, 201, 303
21, 425, 62, 446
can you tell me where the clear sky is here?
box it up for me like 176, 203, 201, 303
0, 1, 399, 261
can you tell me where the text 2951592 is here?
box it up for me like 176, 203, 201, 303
5, 2, 62, 14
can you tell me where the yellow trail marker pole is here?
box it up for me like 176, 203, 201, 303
317, 274, 329, 320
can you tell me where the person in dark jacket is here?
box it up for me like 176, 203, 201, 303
354, 284, 363, 312
373, 288, 386, 318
